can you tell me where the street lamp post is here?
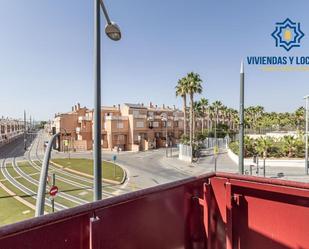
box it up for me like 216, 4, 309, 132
239, 60, 245, 175
161, 113, 168, 157
93, 0, 121, 201
24, 110, 27, 151
304, 95, 309, 175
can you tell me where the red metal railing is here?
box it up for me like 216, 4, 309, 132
0, 172, 308, 249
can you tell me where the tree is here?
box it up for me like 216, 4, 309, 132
175, 77, 189, 136
282, 135, 297, 157
256, 137, 272, 158
193, 101, 202, 137
295, 107, 305, 130
211, 101, 223, 140
186, 72, 203, 146
198, 97, 208, 133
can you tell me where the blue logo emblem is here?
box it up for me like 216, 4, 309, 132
271, 18, 305, 51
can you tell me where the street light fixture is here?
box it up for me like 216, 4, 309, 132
93, 0, 121, 201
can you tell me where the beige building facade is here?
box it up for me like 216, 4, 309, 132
0, 118, 24, 146
52, 103, 185, 152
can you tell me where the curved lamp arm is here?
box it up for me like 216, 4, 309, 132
100, 0, 111, 24
35, 132, 60, 217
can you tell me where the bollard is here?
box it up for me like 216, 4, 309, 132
250, 165, 254, 175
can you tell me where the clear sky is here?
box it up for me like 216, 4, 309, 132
0, 0, 309, 120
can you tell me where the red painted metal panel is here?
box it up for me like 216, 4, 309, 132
0, 173, 308, 249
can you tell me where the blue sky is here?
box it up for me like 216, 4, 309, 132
0, 0, 309, 120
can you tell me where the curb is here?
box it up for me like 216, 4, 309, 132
50, 160, 127, 185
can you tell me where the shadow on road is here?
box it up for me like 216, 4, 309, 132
0, 135, 36, 159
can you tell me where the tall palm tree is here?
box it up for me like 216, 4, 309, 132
211, 101, 223, 140
295, 107, 305, 130
186, 72, 203, 146
175, 77, 189, 136
199, 97, 208, 133
193, 101, 202, 136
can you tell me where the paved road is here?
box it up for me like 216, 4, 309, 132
1, 132, 308, 200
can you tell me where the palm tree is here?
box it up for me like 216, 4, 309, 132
282, 135, 297, 157
199, 97, 208, 133
211, 101, 223, 140
186, 72, 203, 146
193, 101, 202, 136
256, 136, 272, 160
175, 77, 189, 136
295, 107, 305, 130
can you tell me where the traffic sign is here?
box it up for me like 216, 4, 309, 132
214, 146, 219, 156
49, 186, 58, 197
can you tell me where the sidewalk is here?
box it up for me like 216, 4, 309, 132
161, 148, 309, 183
159, 148, 237, 176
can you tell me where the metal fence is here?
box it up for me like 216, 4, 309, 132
201, 137, 229, 149
178, 144, 192, 162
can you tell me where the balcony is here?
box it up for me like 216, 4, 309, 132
105, 116, 128, 121
0, 173, 308, 249
133, 114, 147, 119
78, 116, 92, 122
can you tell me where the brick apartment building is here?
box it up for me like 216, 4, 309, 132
51, 103, 185, 152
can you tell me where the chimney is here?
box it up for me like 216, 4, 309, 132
163, 104, 165, 109
141, 103, 144, 107
173, 105, 176, 110
72, 106, 74, 111
118, 104, 120, 110
77, 103, 80, 110
155, 105, 158, 108
74, 105, 77, 111
149, 102, 153, 108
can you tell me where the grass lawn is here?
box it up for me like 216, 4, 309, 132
52, 159, 124, 182
5, 164, 76, 209
0, 187, 35, 227
17, 161, 93, 201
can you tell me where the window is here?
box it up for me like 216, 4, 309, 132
134, 134, 139, 142
167, 121, 172, 127
117, 122, 124, 129
133, 110, 139, 116
136, 121, 144, 128
153, 121, 159, 128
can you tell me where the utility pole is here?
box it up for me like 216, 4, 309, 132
305, 95, 309, 175
239, 61, 245, 174
24, 110, 27, 151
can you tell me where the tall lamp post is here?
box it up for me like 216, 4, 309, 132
161, 113, 168, 157
304, 95, 309, 175
239, 60, 245, 175
93, 0, 121, 201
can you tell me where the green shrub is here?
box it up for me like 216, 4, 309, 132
229, 135, 306, 158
